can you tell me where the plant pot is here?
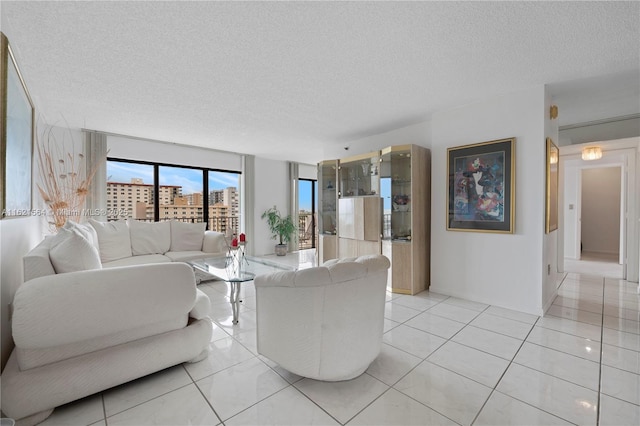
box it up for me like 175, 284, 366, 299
275, 244, 288, 256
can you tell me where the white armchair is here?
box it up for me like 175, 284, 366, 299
255, 255, 390, 381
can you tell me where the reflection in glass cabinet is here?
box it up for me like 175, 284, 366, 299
339, 152, 380, 198
318, 160, 338, 235
381, 147, 412, 241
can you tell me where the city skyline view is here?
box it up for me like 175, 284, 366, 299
107, 161, 314, 211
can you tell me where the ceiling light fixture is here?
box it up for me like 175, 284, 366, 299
581, 146, 602, 161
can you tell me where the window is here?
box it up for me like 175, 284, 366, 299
298, 179, 317, 250
107, 159, 240, 232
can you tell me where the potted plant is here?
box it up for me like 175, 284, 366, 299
261, 206, 297, 256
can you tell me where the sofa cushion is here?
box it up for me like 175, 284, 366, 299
127, 219, 171, 255
49, 228, 102, 274
89, 219, 132, 263
164, 251, 208, 262
170, 221, 205, 252
101, 254, 171, 268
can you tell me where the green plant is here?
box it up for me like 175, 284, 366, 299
261, 206, 297, 245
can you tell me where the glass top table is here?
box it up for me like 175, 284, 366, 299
187, 254, 295, 324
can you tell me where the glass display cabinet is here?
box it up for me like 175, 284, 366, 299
317, 160, 339, 263
338, 151, 380, 198
380, 147, 413, 241
380, 144, 431, 295
337, 151, 382, 258
317, 145, 430, 293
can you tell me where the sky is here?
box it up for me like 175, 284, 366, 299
107, 160, 315, 211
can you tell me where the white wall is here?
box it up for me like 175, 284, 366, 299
323, 121, 431, 160
543, 88, 562, 310
563, 163, 580, 259
581, 167, 621, 255
559, 117, 640, 146
430, 86, 549, 316
298, 163, 317, 180
108, 135, 242, 171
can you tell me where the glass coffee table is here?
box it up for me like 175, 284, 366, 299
187, 254, 295, 324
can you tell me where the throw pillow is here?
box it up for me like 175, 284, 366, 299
170, 220, 206, 252
49, 228, 102, 273
127, 219, 171, 255
63, 220, 100, 254
88, 219, 133, 263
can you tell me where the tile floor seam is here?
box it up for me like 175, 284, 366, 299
476, 310, 538, 326
100, 393, 108, 426
417, 309, 481, 327
600, 356, 640, 376
290, 381, 357, 426
546, 310, 603, 328
463, 323, 533, 342
190, 381, 224, 425
340, 373, 392, 425
482, 389, 581, 426
201, 356, 290, 423
522, 339, 601, 364
597, 390, 640, 408
534, 322, 602, 343
226, 383, 343, 426
409, 309, 468, 326
103, 382, 195, 420
386, 379, 461, 426
380, 337, 450, 387
510, 358, 600, 392
468, 315, 541, 426
596, 276, 606, 426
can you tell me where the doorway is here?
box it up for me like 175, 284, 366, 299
563, 160, 626, 279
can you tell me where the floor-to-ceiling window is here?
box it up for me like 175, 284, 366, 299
298, 178, 317, 250
106, 159, 240, 234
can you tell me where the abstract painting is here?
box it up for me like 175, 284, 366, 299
447, 137, 515, 233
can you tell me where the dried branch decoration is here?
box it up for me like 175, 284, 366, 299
36, 126, 103, 230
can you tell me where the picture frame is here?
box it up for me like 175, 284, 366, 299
546, 137, 559, 233
1, 32, 34, 219
447, 137, 515, 233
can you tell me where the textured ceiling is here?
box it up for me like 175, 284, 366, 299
1, 1, 639, 164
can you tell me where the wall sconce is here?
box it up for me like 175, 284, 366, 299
549, 150, 559, 164
581, 146, 602, 161
550, 105, 558, 120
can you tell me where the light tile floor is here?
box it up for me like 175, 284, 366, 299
38, 252, 639, 426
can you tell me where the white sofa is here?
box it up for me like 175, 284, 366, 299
255, 255, 390, 381
23, 219, 228, 282
1, 220, 225, 425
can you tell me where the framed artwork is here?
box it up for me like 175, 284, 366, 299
1, 32, 34, 218
447, 137, 515, 233
546, 137, 559, 233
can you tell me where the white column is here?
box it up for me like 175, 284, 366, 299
242, 155, 255, 256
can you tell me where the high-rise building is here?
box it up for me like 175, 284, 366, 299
107, 180, 238, 234
210, 187, 239, 217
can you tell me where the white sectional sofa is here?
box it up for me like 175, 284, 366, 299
23, 219, 228, 281
1, 220, 226, 425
